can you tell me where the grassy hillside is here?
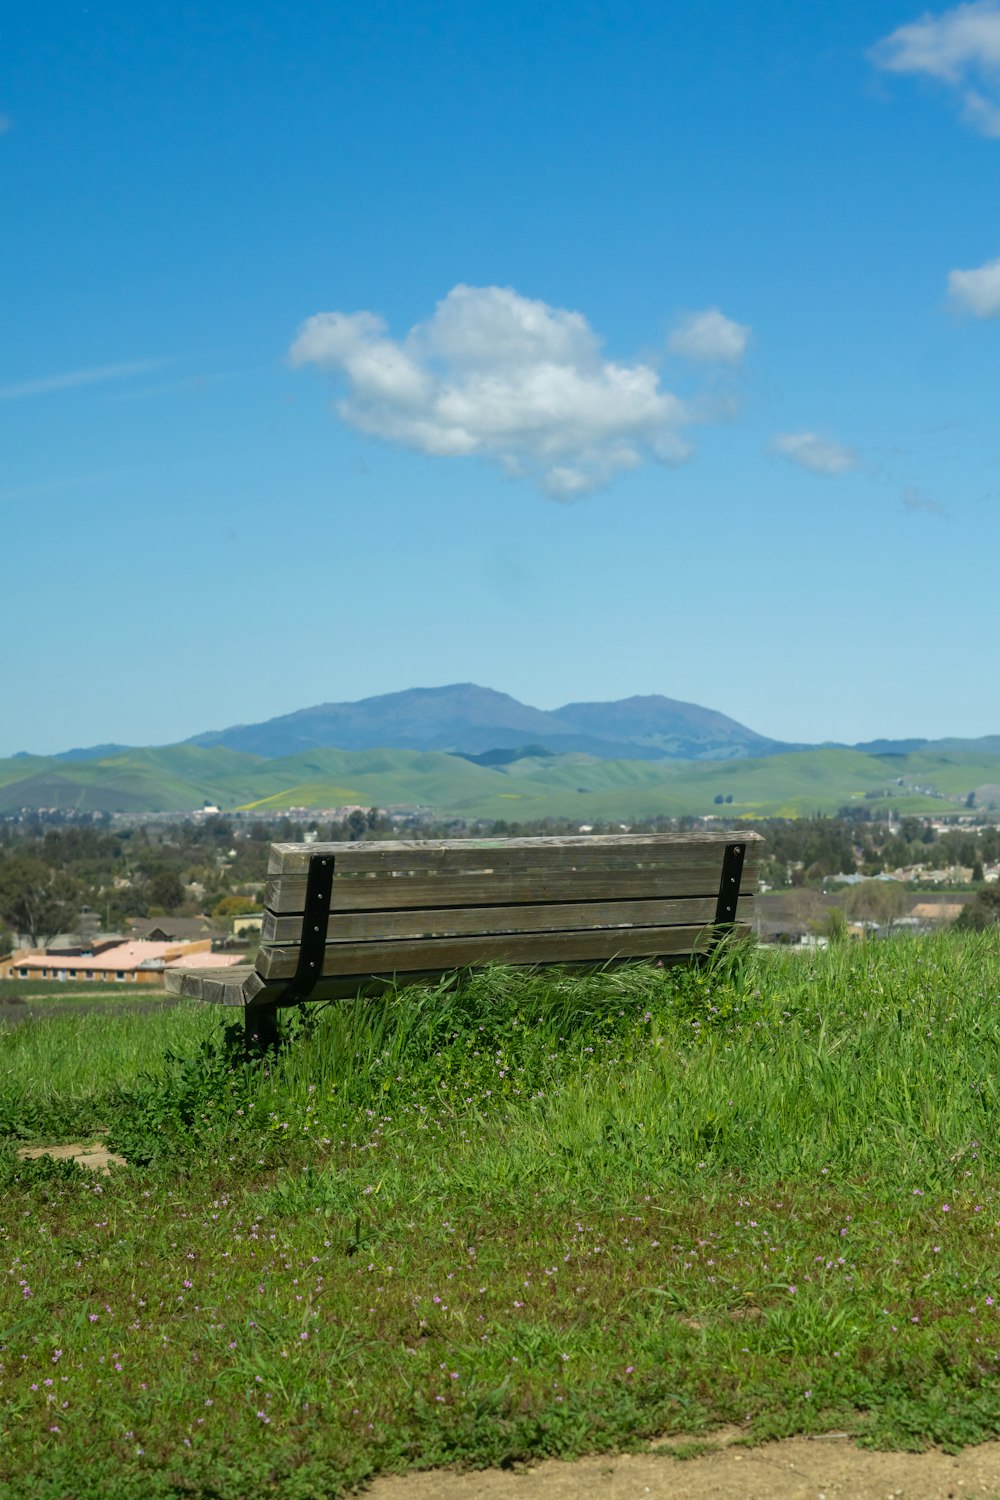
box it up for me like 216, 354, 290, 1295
6, 934, 1000, 1495
0, 742, 997, 819
230, 745, 993, 820
0, 746, 271, 814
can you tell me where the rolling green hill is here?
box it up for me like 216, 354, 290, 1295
1, 742, 998, 821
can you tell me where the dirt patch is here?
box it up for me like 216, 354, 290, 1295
366, 1429, 1000, 1499
17, 1140, 127, 1174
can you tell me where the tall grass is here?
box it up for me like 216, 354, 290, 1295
0, 1004, 219, 1136
178, 930, 1000, 1196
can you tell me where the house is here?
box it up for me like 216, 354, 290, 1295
909, 902, 966, 926
0, 939, 241, 985
128, 916, 223, 943
231, 913, 263, 938
43, 932, 124, 958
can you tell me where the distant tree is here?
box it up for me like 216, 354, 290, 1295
939, 833, 979, 868
212, 894, 261, 924
713, 794, 724, 805
147, 869, 184, 912
784, 888, 826, 932
882, 836, 911, 869
972, 861, 985, 884
847, 879, 906, 928
820, 906, 849, 943
0, 856, 79, 946
955, 888, 1000, 931
347, 810, 368, 841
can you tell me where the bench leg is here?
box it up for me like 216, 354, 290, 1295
244, 1004, 280, 1055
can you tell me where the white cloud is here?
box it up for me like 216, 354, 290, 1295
948, 254, 1000, 314
0, 358, 166, 402
771, 432, 859, 476
289, 284, 697, 497
668, 307, 751, 364
902, 485, 949, 515
871, 1, 1000, 135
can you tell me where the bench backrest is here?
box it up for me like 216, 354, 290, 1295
252, 831, 763, 1002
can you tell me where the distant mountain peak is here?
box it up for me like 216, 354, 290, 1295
184, 683, 790, 762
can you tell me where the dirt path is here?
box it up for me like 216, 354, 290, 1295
17, 1139, 127, 1174
367, 1428, 1000, 1499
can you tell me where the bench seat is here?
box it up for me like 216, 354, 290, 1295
165, 831, 763, 1023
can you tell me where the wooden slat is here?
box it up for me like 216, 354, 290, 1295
255, 919, 745, 980
163, 966, 255, 1006
260, 893, 755, 946
268, 831, 763, 876
264, 860, 760, 913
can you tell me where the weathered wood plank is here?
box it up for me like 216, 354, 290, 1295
268, 831, 763, 876
263, 860, 759, 913
255, 919, 744, 980
163, 966, 255, 1006
162, 968, 207, 999
260, 893, 754, 946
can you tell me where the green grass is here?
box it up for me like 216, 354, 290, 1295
0, 980, 157, 1002
3, 934, 1000, 1497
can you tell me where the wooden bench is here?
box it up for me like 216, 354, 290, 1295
164, 831, 764, 1048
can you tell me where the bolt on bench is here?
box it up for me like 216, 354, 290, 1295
164, 831, 764, 1049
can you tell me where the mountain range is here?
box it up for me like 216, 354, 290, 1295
184, 683, 792, 761
2, 684, 997, 820
181, 684, 1000, 763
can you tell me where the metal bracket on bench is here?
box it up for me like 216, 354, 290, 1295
282, 853, 335, 1005
711, 842, 745, 949
244, 854, 334, 1053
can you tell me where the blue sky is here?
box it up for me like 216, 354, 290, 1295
2, 0, 999, 755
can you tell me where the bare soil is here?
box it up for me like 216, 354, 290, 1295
16, 1139, 127, 1174
367, 1428, 1000, 1499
